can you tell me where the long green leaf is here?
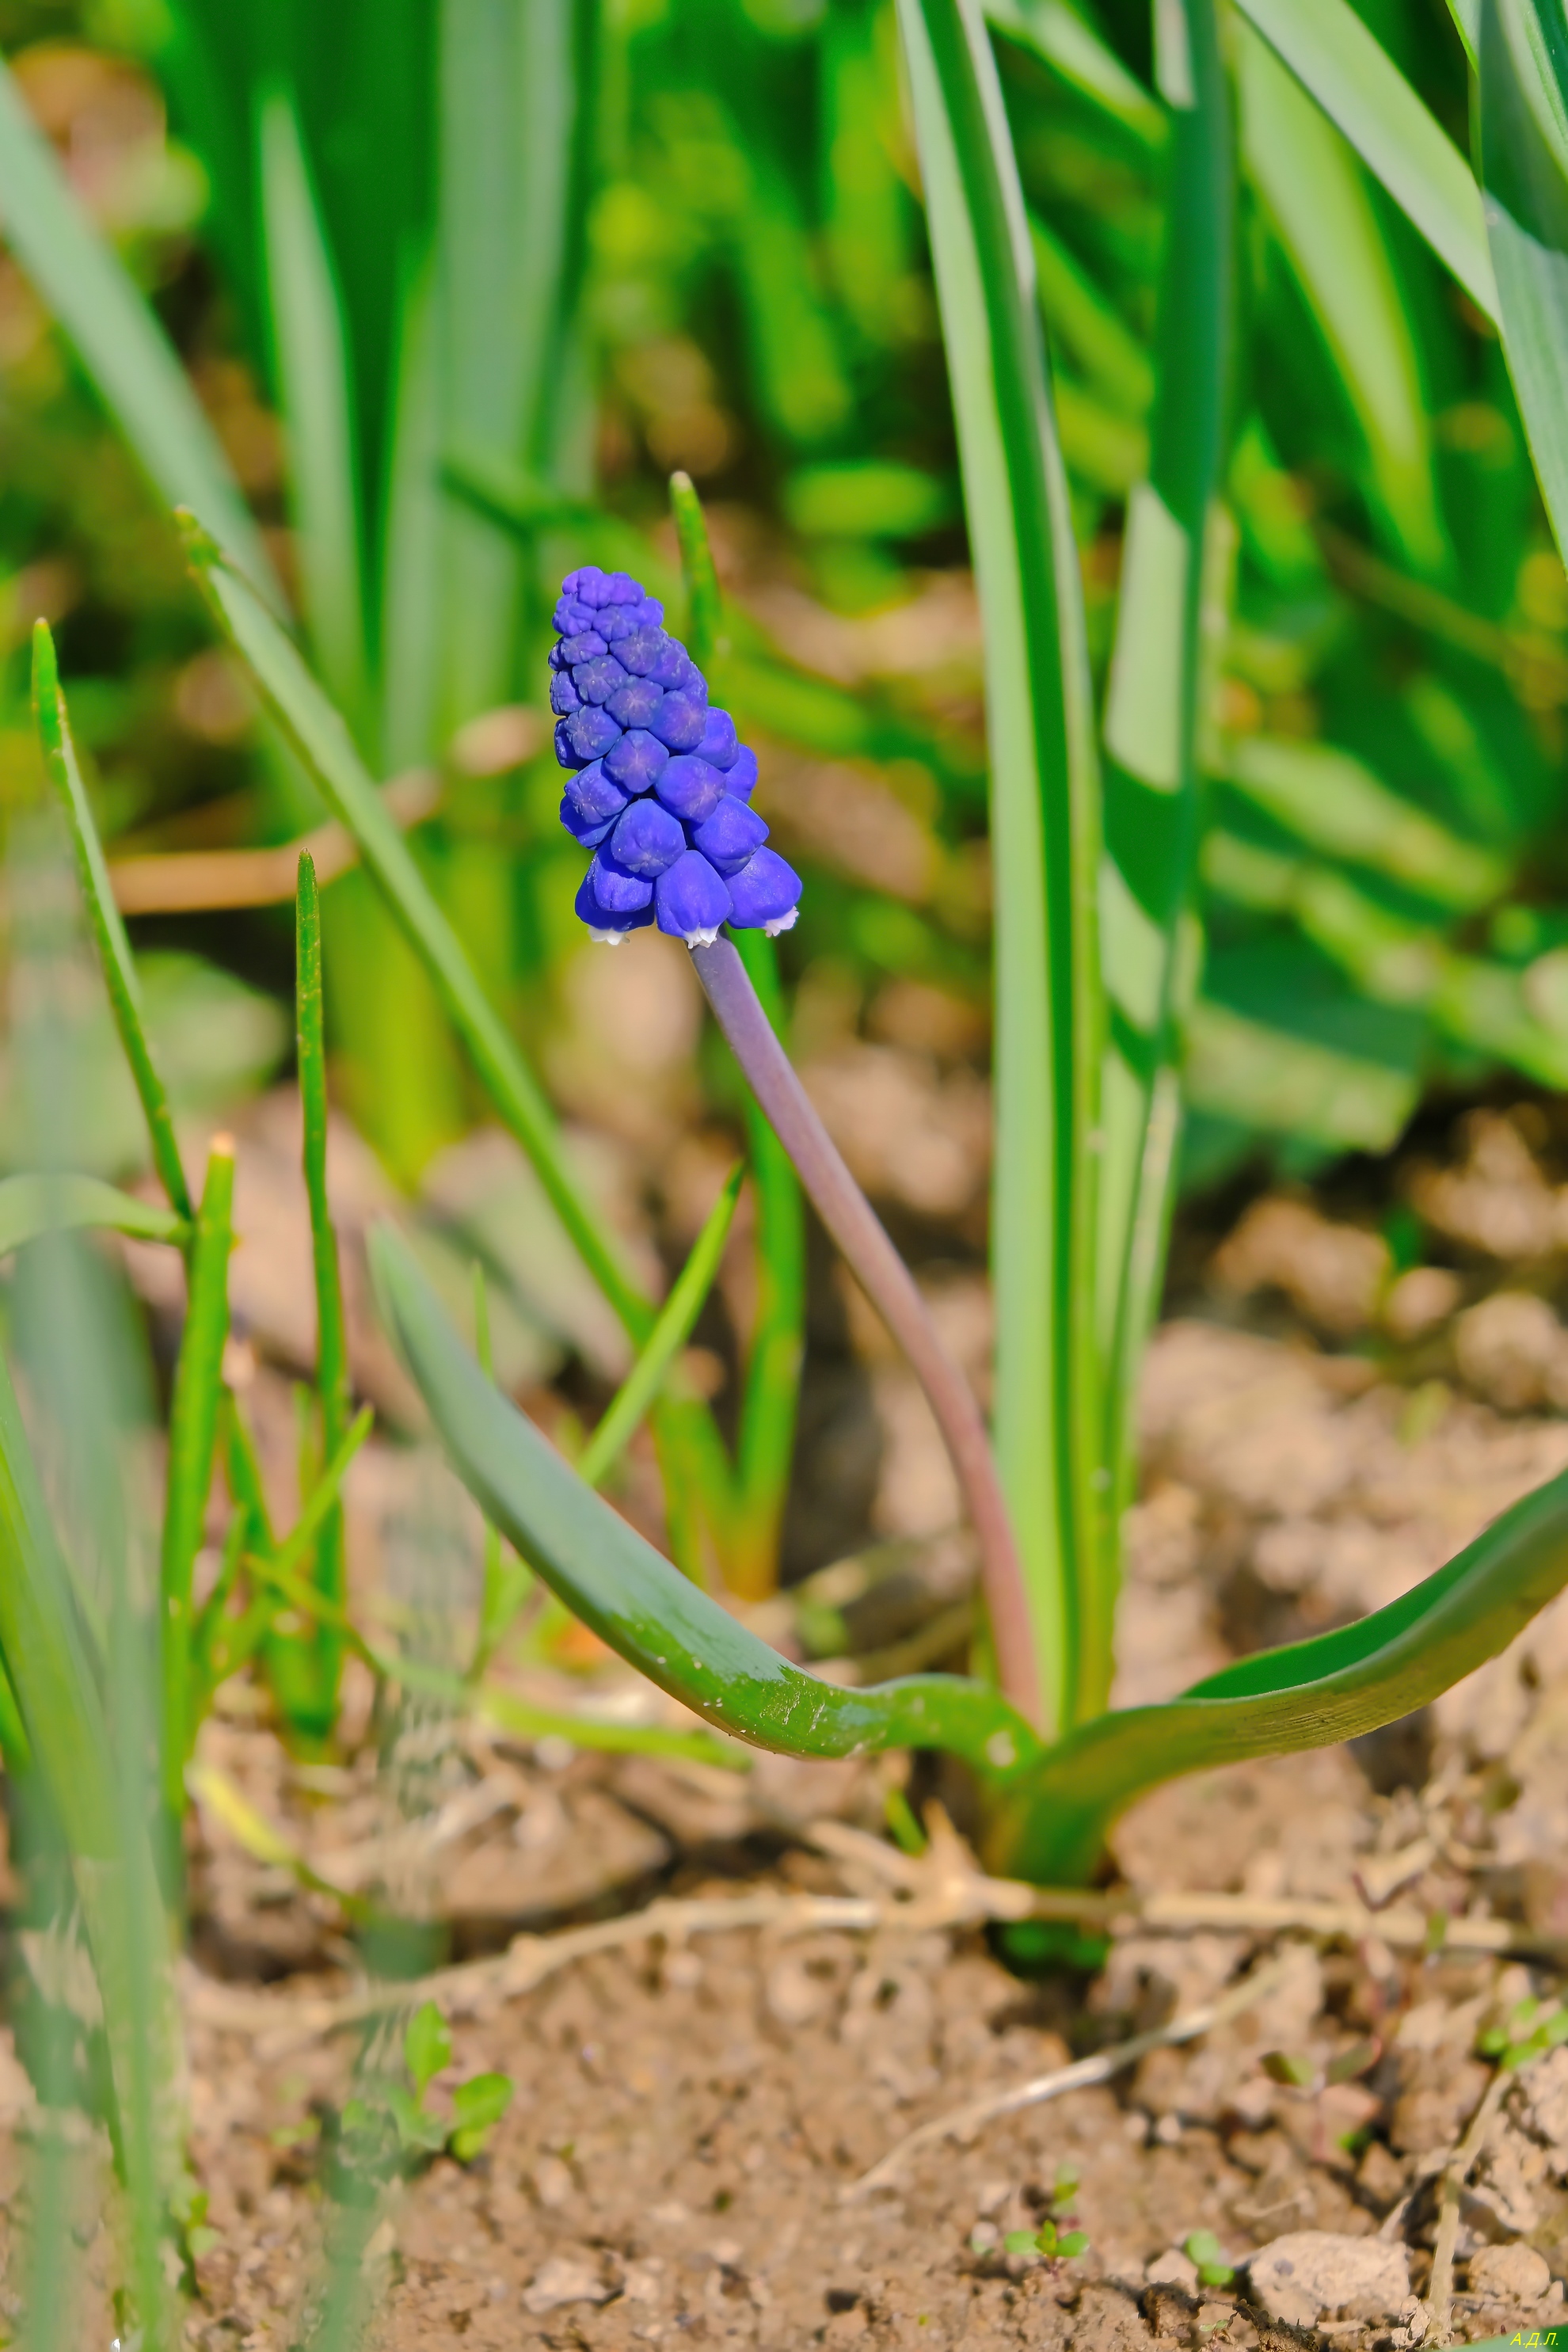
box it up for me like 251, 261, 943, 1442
159, 1140, 234, 1815
1478, 0, 1568, 567
265, 851, 352, 1742
0, 1174, 186, 1258
0, 52, 274, 598
32, 625, 194, 1222
180, 518, 655, 1347
984, 0, 1166, 148
1029, 215, 1154, 417
1234, 0, 1498, 319
729, 927, 806, 1600
988, 1458, 1568, 1882
896, 0, 1102, 1741
1094, 0, 1233, 1726
370, 1223, 1042, 1779
257, 89, 371, 734
1239, 20, 1447, 576
1224, 734, 1509, 910
0, 1336, 172, 2345
579, 1166, 744, 1489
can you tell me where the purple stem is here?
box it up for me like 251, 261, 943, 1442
691, 937, 1039, 1730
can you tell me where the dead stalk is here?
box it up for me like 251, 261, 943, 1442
843, 1951, 1298, 2201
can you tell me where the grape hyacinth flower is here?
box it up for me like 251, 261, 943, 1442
553, 566, 802, 947
551, 562, 1031, 1711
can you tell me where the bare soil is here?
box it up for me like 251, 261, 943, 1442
21, 1103, 1568, 2348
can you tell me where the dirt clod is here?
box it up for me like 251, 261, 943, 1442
1466, 2244, 1553, 2303
1243, 2234, 1410, 2328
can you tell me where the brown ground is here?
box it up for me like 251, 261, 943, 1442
22, 1106, 1568, 2347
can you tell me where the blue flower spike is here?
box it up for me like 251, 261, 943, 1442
553, 565, 801, 946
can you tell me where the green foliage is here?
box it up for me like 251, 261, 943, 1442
340, 2003, 514, 2172
1182, 2231, 1235, 2289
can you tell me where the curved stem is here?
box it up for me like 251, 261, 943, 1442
690, 937, 1039, 1730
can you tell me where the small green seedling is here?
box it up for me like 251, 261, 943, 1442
1478, 1998, 1568, 2071
1260, 2048, 1317, 2088
342, 2001, 514, 2171
1002, 2218, 1091, 2263
1183, 2232, 1236, 2290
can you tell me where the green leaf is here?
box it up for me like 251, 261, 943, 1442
404, 2001, 452, 2099
895, 0, 1103, 1740
32, 624, 195, 1223
1183, 996, 1419, 1151
181, 522, 655, 1347
0, 1174, 186, 1258
729, 928, 806, 1601
160, 1140, 235, 1813
0, 51, 276, 597
1478, 0, 1568, 567
448, 2070, 513, 2162
984, 0, 1166, 149
1233, 0, 1497, 318
577, 1166, 744, 1490
257, 88, 371, 733
370, 1221, 1044, 1782
386, 2082, 449, 2156
671, 469, 726, 668
985, 1449, 1568, 1881
1094, 0, 1233, 1724
1029, 215, 1154, 417
269, 850, 352, 1743
1224, 736, 1509, 911
1238, 20, 1448, 577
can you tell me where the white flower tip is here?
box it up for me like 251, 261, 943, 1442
763, 908, 799, 936
682, 925, 724, 948
587, 927, 630, 946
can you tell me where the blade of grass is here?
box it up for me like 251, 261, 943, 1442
267, 1406, 375, 1588
0, 1256, 171, 2344
265, 850, 353, 1745
578, 1166, 744, 1488
32, 623, 193, 1221
468, 1265, 531, 1675
1477, 0, 1568, 568
1029, 215, 1155, 416
0, 1174, 186, 1255
895, 0, 1102, 1739
1238, 19, 1448, 576
159, 1138, 234, 1821
671, 469, 726, 665
1234, 0, 1498, 318
1223, 734, 1509, 910
0, 51, 276, 598
257, 88, 371, 736
1094, 0, 1233, 1726
180, 517, 654, 1345
729, 928, 806, 1601
983, 0, 1166, 149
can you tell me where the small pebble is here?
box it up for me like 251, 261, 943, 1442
1467, 2244, 1553, 2304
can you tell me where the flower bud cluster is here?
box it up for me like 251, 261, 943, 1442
552, 565, 802, 946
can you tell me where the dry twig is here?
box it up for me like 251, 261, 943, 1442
1425, 2065, 1515, 2342
843, 1950, 1298, 2201
108, 768, 441, 913
181, 1788, 1566, 2061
